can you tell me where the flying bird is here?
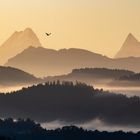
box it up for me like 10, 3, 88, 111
46, 33, 51, 36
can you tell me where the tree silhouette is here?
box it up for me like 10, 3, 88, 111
0, 118, 139, 140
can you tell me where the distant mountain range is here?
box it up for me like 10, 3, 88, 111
5, 46, 140, 77
0, 66, 41, 86
1, 28, 140, 77
115, 33, 140, 58
0, 28, 41, 64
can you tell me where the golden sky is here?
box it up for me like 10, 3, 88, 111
0, 0, 140, 57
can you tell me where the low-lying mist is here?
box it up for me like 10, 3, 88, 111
41, 119, 140, 132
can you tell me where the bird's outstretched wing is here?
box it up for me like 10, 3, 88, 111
46, 33, 51, 36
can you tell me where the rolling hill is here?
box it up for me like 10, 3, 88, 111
0, 66, 41, 86
0, 82, 140, 127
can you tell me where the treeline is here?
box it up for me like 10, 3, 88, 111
72, 68, 134, 79
0, 81, 140, 126
0, 118, 140, 140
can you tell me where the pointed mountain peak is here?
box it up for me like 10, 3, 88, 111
23, 28, 37, 36
0, 28, 42, 64
125, 33, 138, 44
128, 33, 134, 37
115, 33, 140, 58
24, 27, 33, 33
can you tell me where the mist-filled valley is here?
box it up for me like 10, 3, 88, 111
1, 0, 140, 139
1, 27, 140, 139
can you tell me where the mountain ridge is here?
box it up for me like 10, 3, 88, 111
5, 47, 110, 77
5, 46, 140, 77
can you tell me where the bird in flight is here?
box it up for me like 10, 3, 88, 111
46, 33, 51, 36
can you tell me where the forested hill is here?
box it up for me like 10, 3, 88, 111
0, 81, 140, 127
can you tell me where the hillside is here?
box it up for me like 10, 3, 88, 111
0, 66, 41, 86
46, 68, 134, 85
0, 82, 140, 127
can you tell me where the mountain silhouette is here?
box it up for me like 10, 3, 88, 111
0, 28, 41, 64
115, 33, 140, 58
5, 47, 110, 77
0, 66, 41, 86
5, 47, 140, 77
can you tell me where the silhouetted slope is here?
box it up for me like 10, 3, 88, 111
5, 47, 140, 77
0, 118, 44, 140
46, 68, 134, 85
71, 68, 134, 78
0, 66, 41, 86
0, 119, 140, 140
0, 28, 41, 64
115, 33, 140, 58
0, 82, 140, 126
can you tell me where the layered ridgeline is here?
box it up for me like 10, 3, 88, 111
1, 81, 140, 127
5, 47, 140, 77
0, 28, 41, 64
115, 33, 140, 58
0, 66, 41, 87
46, 68, 134, 85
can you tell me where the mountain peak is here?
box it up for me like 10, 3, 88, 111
24, 28, 34, 33
125, 33, 138, 44
115, 33, 140, 58
0, 28, 42, 64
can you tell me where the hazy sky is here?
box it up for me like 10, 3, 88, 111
0, 0, 140, 57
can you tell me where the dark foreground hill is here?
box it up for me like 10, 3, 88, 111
46, 68, 134, 85
5, 47, 140, 77
1, 81, 140, 127
0, 66, 41, 86
0, 118, 139, 140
